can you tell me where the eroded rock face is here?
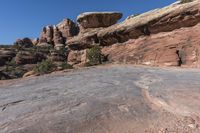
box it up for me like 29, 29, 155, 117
102, 23, 200, 68
15, 51, 46, 65
98, 1, 200, 46
67, 49, 87, 65
49, 50, 67, 62
77, 12, 122, 30
53, 26, 64, 44
14, 38, 34, 48
39, 19, 79, 46
68, 1, 200, 50
39, 26, 54, 44
57, 18, 79, 41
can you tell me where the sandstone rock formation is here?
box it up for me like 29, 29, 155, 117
67, 1, 200, 49
68, 49, 87, 65
67, 0, 200, 68
15, 51, 46, 65
39, 18, 79, 46
14, 38, 34, 48
102, 22, 200, 67
39, 25, 54, 44
2, 0, 200, 80
57, 18, 79, 40
48, 50, 66, 62
77, 12, 122, 30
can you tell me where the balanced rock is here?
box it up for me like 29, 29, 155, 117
77, 12, 122, 29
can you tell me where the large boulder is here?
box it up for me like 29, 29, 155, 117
14, 38, 34, 48
77, 12, 122, 30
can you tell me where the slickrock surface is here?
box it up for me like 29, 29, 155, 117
0, 65, 200, 133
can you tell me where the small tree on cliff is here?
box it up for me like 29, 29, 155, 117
86, 46, 102, 66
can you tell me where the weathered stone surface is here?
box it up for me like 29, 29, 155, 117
98, 1, 200, 46
49, 50, 66, 62
37, 43, 52, 48
102, 22, 200, 68
15, 51, 46, 65
23, 70, 38, 78
67, 49, 87, 65
67, 28, 102, 50
39, 25, 54, 44
1, 65, 200, 132
53, 26, 64, 44
57, 18, 79, 41
14, 38, 34, 48
54, 44, 65, 51
77, 12, 122, 29
39, 19, 79, 46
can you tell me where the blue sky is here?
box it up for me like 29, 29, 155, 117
0, 0, 176, 44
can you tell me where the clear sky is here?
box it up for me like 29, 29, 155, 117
0, 0, 176, 44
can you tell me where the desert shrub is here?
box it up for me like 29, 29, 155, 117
60, 62, 73, 70
57, 47, 68, 55
3, 63, 26, 79
33, 59, 55, 74
86, 46, 102, 66
12, 44, 22, 51
6, 58, 16, 67
178, 0, 193, 4
0, 45, 12, 48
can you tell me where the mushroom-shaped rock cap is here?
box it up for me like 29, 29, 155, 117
77, 12, 123, 29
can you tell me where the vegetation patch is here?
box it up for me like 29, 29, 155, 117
33, 59, 55, 74
86, 46, 102, 66
60, 62, 73, 70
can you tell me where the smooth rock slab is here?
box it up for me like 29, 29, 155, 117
0, 65, 200, 133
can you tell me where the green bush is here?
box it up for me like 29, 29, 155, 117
179, 0, 192, 4
86, 46, 102, 66
60, 62, 73, 70
33, 59, 55, 74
